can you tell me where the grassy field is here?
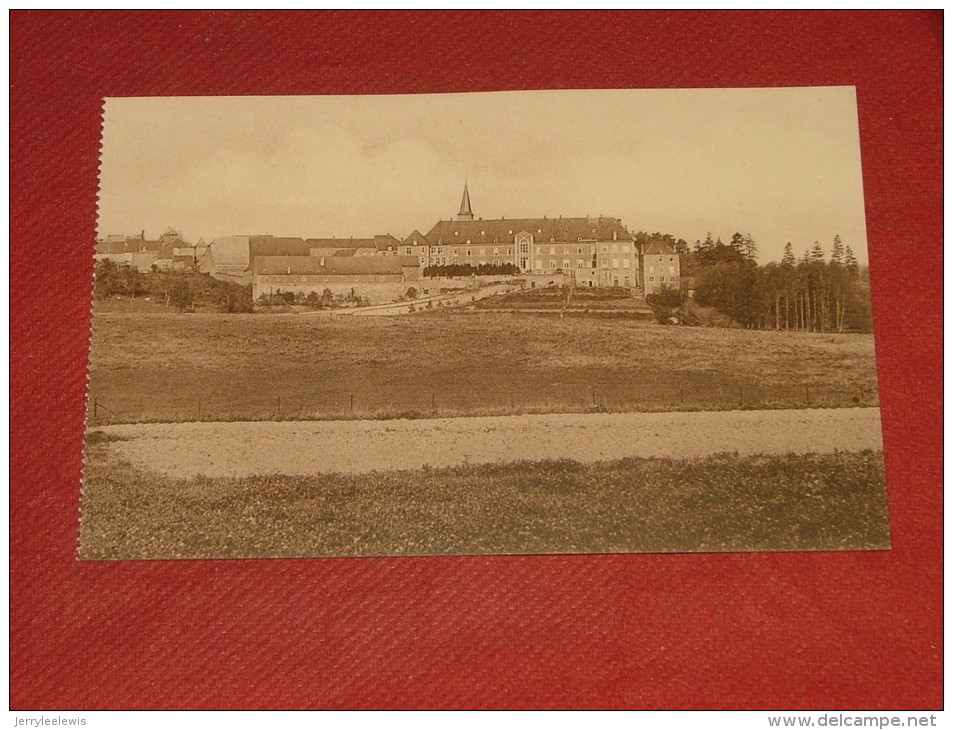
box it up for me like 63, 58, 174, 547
79, 443, 889, 559
88, 309, 879, 423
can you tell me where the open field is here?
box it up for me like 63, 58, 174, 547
91, 408, 884, 479
88, 311, 879, 423
79, 445, 890, 559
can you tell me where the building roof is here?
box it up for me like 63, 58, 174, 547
643, 241, 677, 255
95, 237, 165, 255
247, 236, 313, 259
425, 216, 632, 246
307, 238, 376, 250
254, 255, 418, 276
457, 182, 473, 220
373, 234, 402, 252
402, 230, 429, 247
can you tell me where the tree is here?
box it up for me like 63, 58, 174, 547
844, 246, 859, 278
831, 235, 844, 265
742, 234, 758, 262
781, 242, 796, 267
169, 280, 193, 311
809, 241, 825, 262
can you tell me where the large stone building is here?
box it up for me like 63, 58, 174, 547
252, 254, 420, 304
417, 183, 640, 288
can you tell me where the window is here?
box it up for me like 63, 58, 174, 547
495, 247, 501, 255
611, 244, 618, 254
576, 260, 585, 268
549, 261, 557, 269
454, 231, 459, 236
481, 230, 485, 236
670, 257, 674, 262
536, 247, 542, 255
622, 259, 630, 268
437, 247, 443, 254
669, 265, 675, 273
467, 249, 472, 257
507, 248, 513, 255
508, 229, 513, 235
550, 247, 555, 254
406, 247, 412, 255
577, 247, 583, 255
649, 276, 654, 282
670, 277, 676, 282
649, 265, 655, 273
612, 259, 619, 269
537, 228, 542, 234
563, 259, 570, 269
453, 248, 458, 255
466, 238, 471, 244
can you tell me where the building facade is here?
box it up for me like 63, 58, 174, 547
642, 241, 680, 294
417, 185, 638, 287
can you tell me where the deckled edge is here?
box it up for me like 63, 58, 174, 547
78, 98, 107, 561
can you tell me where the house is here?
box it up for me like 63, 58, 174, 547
252, 254, 420, 304
642, 241, 680, 294
420, 184, 638, 288
95, 232, 165, 270
400, 230, 431, 268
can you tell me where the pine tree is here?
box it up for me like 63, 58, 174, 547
730, 232, 745, 252
782, 242, 796, 267
810, 241, 825, 262
844, 246, 859, 278
831, 235, 844, 265
742, 233, 758, 261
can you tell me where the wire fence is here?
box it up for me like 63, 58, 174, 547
88, 379, 879, 426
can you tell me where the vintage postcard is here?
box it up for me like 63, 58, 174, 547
81, 88, 887, 560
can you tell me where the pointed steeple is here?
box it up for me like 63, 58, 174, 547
455, 180, 474, 221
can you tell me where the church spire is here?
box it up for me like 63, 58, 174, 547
455, 180, 474, 221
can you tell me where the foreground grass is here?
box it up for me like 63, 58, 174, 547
80, 447, 889, 560
88, 311, 880, 423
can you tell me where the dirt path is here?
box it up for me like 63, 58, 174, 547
93, 408, 884, 479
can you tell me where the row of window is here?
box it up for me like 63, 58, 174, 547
647, 276, 678, 283
647, 265, 677, 273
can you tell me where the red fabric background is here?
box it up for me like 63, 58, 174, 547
10, 11, 943, 710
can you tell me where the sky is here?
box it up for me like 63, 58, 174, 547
98, 87, 869, 263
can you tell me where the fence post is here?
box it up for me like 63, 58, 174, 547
350, 393, 354, 411
93, 397, 98, 421
739, 385, 744, 407
805, 385, 810, 404
431, 392, 436, 410
277, 396, 282, 418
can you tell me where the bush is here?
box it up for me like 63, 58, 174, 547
405, 287, 418, 299
424, 263, 520, 278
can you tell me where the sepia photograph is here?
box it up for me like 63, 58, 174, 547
80, 87, 888, 560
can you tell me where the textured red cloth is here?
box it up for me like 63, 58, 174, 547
10, 11, 942, 710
